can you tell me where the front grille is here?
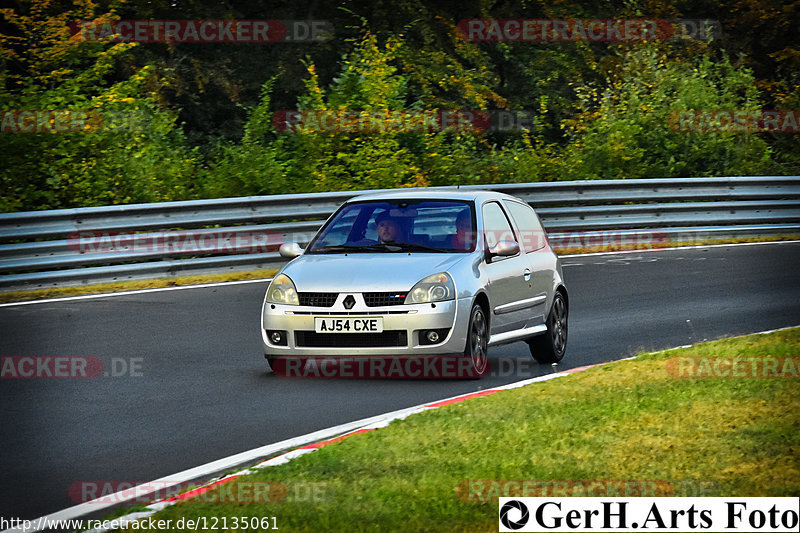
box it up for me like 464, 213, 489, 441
363, 292, 407, 307
298, 292, 338, 307
288, 310, 410, 316
295, 331, 408, 348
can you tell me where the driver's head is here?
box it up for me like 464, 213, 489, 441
376, 212, 401, 243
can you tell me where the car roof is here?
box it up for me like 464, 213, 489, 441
348, 188, 524, 204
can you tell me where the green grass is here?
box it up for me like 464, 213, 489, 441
110, 328, 799, 532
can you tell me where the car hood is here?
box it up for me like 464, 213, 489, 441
281, 253, 470, 292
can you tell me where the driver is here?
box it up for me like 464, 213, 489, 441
376, 212, 403, 243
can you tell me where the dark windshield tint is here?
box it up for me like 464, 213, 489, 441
307, 200, 476, 253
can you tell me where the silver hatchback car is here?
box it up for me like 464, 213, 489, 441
261, 189, 568, 378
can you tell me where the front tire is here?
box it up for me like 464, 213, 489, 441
463, 303, 490, 378
528, 291, 568, 364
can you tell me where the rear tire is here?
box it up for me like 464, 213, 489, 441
528, 291, 568, 364
463, 303, 490, 378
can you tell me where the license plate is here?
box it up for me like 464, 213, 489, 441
314, 317, 383, 333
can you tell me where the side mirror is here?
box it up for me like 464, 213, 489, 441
488, 240, 520, 258
279, 242, 304, 259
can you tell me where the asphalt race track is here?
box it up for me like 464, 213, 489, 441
1, 242, 798, 521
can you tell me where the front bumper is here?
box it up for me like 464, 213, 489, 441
261, 293, 473, 357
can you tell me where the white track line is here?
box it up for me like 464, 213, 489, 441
2, 240, 798, 308
6, 323, 799, 533
0, 372, 569, 533
0, 278, 272, 308
564, 239, 800, 258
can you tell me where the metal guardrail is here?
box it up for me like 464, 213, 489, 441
1, 176, 799, 290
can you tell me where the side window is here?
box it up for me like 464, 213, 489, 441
481, 202, 517, 252
504, 200, 546, 252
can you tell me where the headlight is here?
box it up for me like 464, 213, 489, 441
405, 272, 455, 304
266, 274, 299, 305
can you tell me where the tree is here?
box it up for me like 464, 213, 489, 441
0, 0, 196, 211
284, 32, 428, 192
558, 45, 776, 179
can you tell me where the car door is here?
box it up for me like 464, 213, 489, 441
503, 199, 554, 327
480, 201, 532, 335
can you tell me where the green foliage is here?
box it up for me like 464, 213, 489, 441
0, 0, 197, 211
766, 76, 800, 175
286, 33, 428, 192
559, 46, 777, 180
1, 0, 797, 212
196, 78, 289, 198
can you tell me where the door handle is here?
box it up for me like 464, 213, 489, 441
523, 268, 531, 281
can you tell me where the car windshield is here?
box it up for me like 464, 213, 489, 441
307, 199, 476, 254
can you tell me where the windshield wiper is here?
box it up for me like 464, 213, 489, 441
311, 242, 448, 254
387, 242, 448, 253
310, 243, 397, 254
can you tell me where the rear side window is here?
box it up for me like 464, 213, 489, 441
504, 200, 546, 251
